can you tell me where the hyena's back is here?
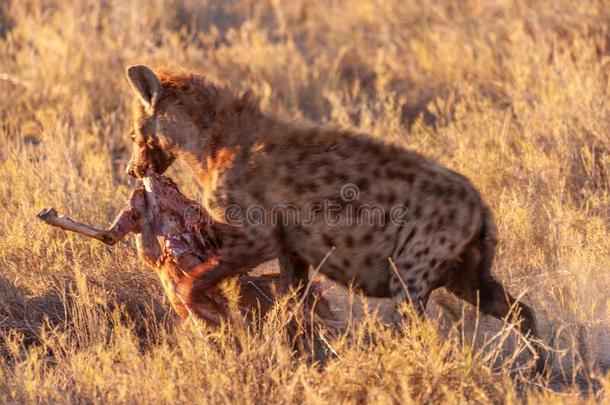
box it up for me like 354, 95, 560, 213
221, 127, 485, 300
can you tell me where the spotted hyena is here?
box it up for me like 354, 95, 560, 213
123, 65, 540, 345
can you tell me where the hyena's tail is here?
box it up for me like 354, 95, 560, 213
477, 204, 498, 280
475, 204, 538, 335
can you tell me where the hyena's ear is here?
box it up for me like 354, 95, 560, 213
236, 89, 259, 113
125, 65, 161, 113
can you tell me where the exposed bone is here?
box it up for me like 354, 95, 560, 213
37, 172, 336, 334
37, 207, 127, 245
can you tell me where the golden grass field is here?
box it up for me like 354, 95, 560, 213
0, 0, 609, 403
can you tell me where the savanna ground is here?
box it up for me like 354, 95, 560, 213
0, 0, 609, 403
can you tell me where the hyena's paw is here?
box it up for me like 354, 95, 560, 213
174, 275, 227, 327
37, 207, 59, 223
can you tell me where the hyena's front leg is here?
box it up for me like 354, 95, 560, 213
177, 229, 277, 323
278, 253, 310, 294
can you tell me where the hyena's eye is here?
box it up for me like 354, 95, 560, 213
146, 138, 158, 149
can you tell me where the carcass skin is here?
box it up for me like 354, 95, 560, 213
37, 173, 334, 327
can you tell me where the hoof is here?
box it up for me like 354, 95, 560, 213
37, 207, 58, 222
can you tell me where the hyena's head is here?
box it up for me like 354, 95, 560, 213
125, 64, 259, 178
125, 65, 179, 178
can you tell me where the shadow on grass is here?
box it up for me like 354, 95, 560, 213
0, 272, 176, 362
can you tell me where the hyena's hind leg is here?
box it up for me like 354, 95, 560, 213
444, 212, 544, 372
388, 258, 439, 322
445, 245, 538, 338
445, 212, 539, 339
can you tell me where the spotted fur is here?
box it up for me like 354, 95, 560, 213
124, 65, 540, 344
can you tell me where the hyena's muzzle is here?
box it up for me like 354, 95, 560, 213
127, 143, 176, 178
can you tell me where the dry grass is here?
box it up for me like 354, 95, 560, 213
0, 0, 609, 403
